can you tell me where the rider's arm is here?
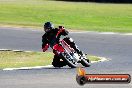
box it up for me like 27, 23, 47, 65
56, 26, 69, 38
42, 34, 49, 52
59, 26, 69, 36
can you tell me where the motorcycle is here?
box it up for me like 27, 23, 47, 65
53, 38, 90, 68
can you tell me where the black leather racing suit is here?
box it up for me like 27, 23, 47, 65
42, 27, 82, 67
42, 28, 68, 50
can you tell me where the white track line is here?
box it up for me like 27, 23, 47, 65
91, 57, 109, 63
99, 32, 118, 35
3, 65, 53, 71
71, 31, 132, 36
0, 49, 33, 52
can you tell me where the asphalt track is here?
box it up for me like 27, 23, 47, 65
0, 27, 132, 88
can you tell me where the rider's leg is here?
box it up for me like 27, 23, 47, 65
63, 37, 83, 55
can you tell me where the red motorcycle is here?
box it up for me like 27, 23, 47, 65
53, 38, 90, 68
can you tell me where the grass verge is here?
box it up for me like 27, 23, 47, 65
0, 0, 132, 33
0, 51, 100, 69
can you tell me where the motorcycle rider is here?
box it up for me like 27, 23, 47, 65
42, 22, 83, 67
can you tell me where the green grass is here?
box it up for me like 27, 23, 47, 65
0, 51, 100, 69
0, 51, 53, 69
0, 0, 132, 32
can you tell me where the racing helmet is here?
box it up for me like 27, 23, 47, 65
44, 22, 54, 32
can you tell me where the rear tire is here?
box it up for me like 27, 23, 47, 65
63, 58, 77, 68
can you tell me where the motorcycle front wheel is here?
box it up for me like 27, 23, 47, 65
81, 57, 90, 67
61, 53, 78, 68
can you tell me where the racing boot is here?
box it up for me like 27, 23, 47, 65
52, 55, 67, 67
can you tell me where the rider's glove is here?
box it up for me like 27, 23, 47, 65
59, 26, 69, 36
42, 44, 49, 52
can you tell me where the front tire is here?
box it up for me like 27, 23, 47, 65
81, 57, 90, 67
61, 53, 78, 68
